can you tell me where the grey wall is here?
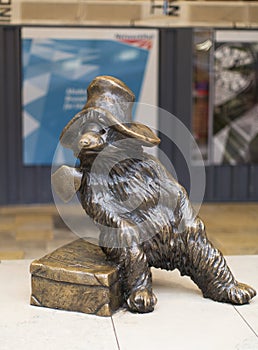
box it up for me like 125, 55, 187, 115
0, 26, 52, 204
0, 25, 257, 204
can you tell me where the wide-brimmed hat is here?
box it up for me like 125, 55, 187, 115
60, 76, 160, 148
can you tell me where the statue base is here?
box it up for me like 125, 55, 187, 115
30, 239, 123, 317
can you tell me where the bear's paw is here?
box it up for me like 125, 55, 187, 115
127, 288, 157, 313
226, 282, 256, 305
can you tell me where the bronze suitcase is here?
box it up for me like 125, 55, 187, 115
30, 238, 123, 316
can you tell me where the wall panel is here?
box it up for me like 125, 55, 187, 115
0, 26, 52, 204
0, 27, 8, 205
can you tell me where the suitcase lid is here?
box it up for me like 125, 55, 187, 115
30, 238, 119, 287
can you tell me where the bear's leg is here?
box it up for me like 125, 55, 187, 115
102, 244, 157, 313
179, 219, 256, 304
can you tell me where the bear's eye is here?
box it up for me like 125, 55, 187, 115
80, 122, 102, 134
99, 129, 106, 135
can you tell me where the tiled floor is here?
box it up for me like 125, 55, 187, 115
0, 203, 257, 349
0, 256, 257, 350
0, 202, 258, 260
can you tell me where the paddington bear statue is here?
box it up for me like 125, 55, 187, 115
53, 75, 256, 313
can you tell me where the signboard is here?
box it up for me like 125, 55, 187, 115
22, 27, 158, 165
0, 0, 12, 23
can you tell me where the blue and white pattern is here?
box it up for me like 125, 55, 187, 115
22, 34, 150, 165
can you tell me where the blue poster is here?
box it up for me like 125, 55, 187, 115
22, 28, 158, 165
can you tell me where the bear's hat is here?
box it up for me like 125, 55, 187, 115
60, 75, 160, 148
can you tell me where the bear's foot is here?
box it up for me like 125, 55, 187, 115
225, 282, 256, 304
204, 281, 256, 305
127, 288, 157, 313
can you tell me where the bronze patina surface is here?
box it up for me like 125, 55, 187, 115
30, 239, 123, 316
50, 75, 256, 314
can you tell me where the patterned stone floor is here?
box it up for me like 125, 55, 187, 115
0, 203, 257, 259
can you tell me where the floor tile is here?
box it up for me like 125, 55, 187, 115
227, 256, 258, 337
0, 251, 25, 259
112, 265, 258, 350
0, 216, 15, 232
15, 228, 53, 241
15, 214, 53, 226
0, 260, 119, 350
0, 203, 258, 257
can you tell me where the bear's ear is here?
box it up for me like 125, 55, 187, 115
111, 122, 160, 147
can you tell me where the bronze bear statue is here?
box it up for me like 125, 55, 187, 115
55, 75, 256, 313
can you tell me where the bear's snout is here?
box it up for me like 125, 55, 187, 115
78, 132, 104, 151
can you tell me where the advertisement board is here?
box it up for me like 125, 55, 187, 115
22, 27, 158, 165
